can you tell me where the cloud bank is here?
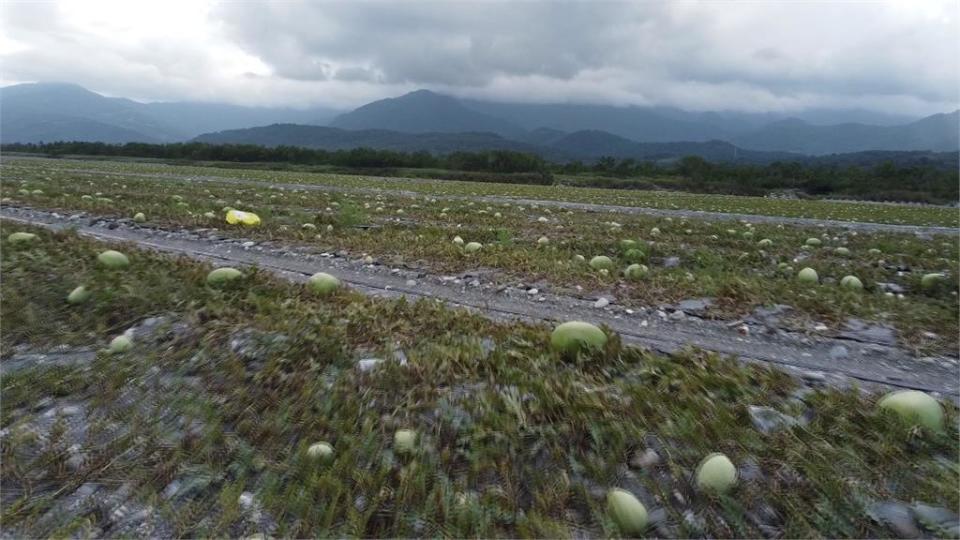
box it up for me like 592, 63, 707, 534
2, 0, 957, 115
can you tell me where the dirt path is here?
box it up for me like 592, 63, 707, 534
5, 159, 957, 235
3, 205, 957, 398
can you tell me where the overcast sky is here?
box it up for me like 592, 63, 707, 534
1, 1, 957, 115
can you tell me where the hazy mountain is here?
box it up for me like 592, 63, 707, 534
520, 127, 569, 146
732, 111, 960, 154
141, 102, 339, 138
2, 112, 165, 144
5, 83, 955, 156
0, 82, 341, 143
2, 82, 184, 142
548, 130, 799, 163
192, 123, 800, 164
330, 90, 526, 138
194, 124, 558, 158
462, 100, 732, 142
349, 93, 944, 151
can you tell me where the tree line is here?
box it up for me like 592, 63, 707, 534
1, 141, 550, 174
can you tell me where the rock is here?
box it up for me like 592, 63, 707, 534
674, 298, 713, 315
66, 444, 86, 471
527, 288, 539, 295
876, 282, 905, 294
629, 448, 661, 469
229, 329, 289, 364
746, 304, 792, 328
594, 297, 610, 309
405, 279, 417, 287
669, 310, 686, 321
109, 503, 175, 538
868, 501, 921, 538
911, 503, 960, 536
162, 473, 215, 502
829, 345, 849, 361
33, 482, 102, 536
840, 319, 897, 346
357, 358, 383, 372
238, 492, 256, 511
748, 405, 802, 434
801, 370, 826, 383
662, 256, 680, 268
682, 510, 706, 534
738, 457, 765, 483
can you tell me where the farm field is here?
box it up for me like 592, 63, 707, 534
2, 157, 958, 354
5, 156, 959, 228
2, 225, 958, 538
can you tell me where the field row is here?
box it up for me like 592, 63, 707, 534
2, 225, 957, 538
5, 157, 959, 227
2, 158, 958, 353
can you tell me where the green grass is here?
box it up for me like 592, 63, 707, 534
4, 156, 959, 227
3, 157, 958, 353
1, 224, 958, 538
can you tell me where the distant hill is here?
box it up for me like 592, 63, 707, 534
1, 83, 184, 142
4, 83, 956, 156
194, 123, 560, 158
329, 90, 526, 138
193, 123, 801, 164
1, 112, 165, 144
463, 100, 733, 142
731, 111, 960, 154
549, 130, 800, 163
141, 102, 338, 139
0, 82, 340, 143
333, 90, 955, 154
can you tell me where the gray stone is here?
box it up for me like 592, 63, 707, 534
629, 448, 661, 470
911, 503, 960, 536
0, 349, 97, 376
357, 358, 383, 372
746, 304, 793, 328
829, 345, 849, 361
33, 483, 102, 536
868, 501, 921, 538
662, 256, 680, 268
674, 298, 714, 315
876, 282, 905, 294
682, 510, 706, 534
594, 297, 610, 309
840, 319, 897, 346
748, 405, 802, 434
229, 329, 289, 363
738, 458, 765, 483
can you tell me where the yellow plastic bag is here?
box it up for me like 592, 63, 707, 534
226, 209, 261, 226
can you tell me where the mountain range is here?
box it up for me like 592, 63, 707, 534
195, 123, 803, 164
2, 82, 957, 160
0, 83, 339, 144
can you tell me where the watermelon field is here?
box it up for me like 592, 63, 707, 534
1, 156, 958, 538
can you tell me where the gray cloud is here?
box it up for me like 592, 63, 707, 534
1, 1, 957, 115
